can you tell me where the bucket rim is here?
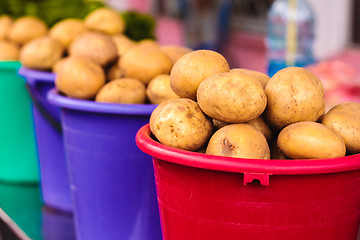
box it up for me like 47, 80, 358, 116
47, 89, 157, 115
136, 124, 360, 176
18, 67, 55, 85
0, 61, 21, 70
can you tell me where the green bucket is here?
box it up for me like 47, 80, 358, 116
0, 61, 39, 183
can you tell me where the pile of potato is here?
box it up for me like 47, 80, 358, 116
0, 8, 191, 105
150, 50, 360, 160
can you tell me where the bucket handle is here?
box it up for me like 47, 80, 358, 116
25, 84, 63, 134
243, 173, 270, 186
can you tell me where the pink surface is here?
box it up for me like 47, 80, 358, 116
128, 0, 152, 13
155, 17, 267, 72
155, 16, 185, 46
222, 32, 267, 72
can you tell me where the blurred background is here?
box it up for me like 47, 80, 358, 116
0, 0, 360, 239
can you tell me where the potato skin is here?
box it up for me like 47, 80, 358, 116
95, 78, 146, 104
0, 40, 19, 60
111, 34, 136, 57
248, 116, 273, 142
170, 50, 230, 100
161, 45, 192, 65
7, 17, 47, 45
230, 68, 270, 89
84, 8, 125, 35
52, 57, 69, 73
146, 74, 179, 104
69, 32, 118, 66
55, 57, 105, 99
321, 102, 360, 154
20, 36, 64, 70
120, 45, 172, 85
277, 122, 346, 159
50, 19, 87, 48
206, 124, 270, 159
0, 15, 13, 40
106, 60, 123, 81
270, 141, 287, 160
150, 99, 213, 151
264, 67, 325, 130
197, 72, 267, 123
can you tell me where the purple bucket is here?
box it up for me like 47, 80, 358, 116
18, 68, 72, 212
47, 89, 162, 240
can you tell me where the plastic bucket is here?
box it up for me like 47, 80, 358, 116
0, 182, 42, 240
47, 90, 162, 240
0, 61, 39, 183
136, 124, 360, 240
18, 68, 72, 212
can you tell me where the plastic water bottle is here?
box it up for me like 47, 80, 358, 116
266, 0, 315, 77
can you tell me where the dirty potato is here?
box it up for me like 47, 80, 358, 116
20, 36, 64, 70
248, 116, 273, 142
161, 45, 192, 65
150, 98, 213, 151
120, 45, 172, 85
146, 74, 179, 104
106, 60, 123, 81
112, 34, 136, 57
0, 15, 13, 40
49, 19, 87, 48
69, 32, 118, 66
95, 78, 146, 104
270, 141, 287, 160
84, 8, 125, 35
264, 67, 325, 129
55, 57, 105, 99
277, 121, 346, 159
206, 124, 270, 159
321, 102, 360, 154
7, 17, 47, 45
170, 50, 230, 100
0, 40, 19, 60
230, 68, 270, 88
197, 71, 267, 123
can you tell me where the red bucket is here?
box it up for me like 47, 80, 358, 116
136, 124, 360, 240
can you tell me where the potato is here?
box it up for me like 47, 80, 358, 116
0, 15, 13, 40
277, 121, 346, 159
206, 124, 270, 159
52, 57, 69, 73
146, 74, 179, 104
95, 78, 146, 104
161, 45, 192, 65
270, 141, 287, 159
7, 17, 47, 45
213, 119, 229, 130
321, 102, 360, 154
150, 98, 213, 151
106, 60, 122, 81
248, 116, 272, 142
230, 68, 270, 88
170, 50, 229, 100
120, 45, 172, 85
112, 34, 136, 57
0, 40, 19, 60
213, 116, 272, 142
55, 57, 105, 99
49, 19, 87, 48
20, 36, 64, 70
139, 39, 159, 48
69, 32, 118, 66
264, 67, 325, 129
84, 8, 125, 35
197, 72, 267, 123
